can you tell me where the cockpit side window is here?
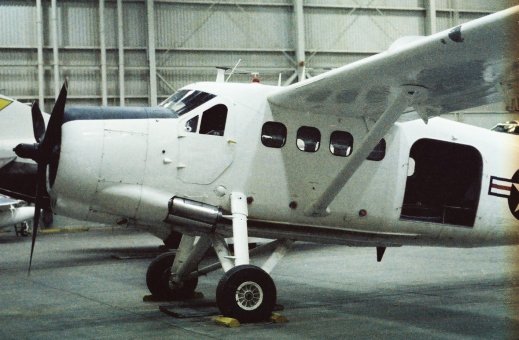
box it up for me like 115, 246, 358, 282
200, 104, 228, 136
160, 89, 215, 116
185, 116, 199, 133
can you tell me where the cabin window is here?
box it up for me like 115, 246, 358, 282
185, 116, 199, 133
297, 126, 320, 152
200, 104, 227, 136
400, 138, 482, 227
330, 131, 353, 157
367, 139, 386, 161
160, 89, 215, 116
261, 122, 287, 148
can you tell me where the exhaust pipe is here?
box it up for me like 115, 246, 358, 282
166, 197, 225, 234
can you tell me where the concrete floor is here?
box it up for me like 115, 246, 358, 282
1, 226, 518, 339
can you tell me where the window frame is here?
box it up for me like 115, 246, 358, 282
199, 104, 228, 136
160, 89, 215, 116
367, 139, 386, 161
184, 115, 199, 133
296, 126, 321, 153
261, 121, 288, 148
329, 130, 354, 157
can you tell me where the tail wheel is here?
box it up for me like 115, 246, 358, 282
216, 265, 276, 323
146, 252, 198, 300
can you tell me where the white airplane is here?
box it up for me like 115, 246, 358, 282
0, 95, 53, 236
0, 95, 44, 199
5, 6, 519, 323
0, 195, 33, 236
0, 98, 38, 235
0, 95, 189, 244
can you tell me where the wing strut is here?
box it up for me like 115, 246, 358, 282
306, 85, 427, 217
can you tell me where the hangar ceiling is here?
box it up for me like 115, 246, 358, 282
0, 0, 513, 113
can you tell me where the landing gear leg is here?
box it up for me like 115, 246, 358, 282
214, 193, 277, 322
229, 192, 249, 266
162, 231, 182, 249
14, 221, 31, 237
19, 221, 30, 237
148, 194, 291, 321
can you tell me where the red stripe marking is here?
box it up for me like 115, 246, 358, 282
491, 184, 511, 191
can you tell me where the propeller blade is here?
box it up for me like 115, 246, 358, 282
51, 80, 68, 117
25, 80, 68, 274
28, 198, 41, 275
31, 101, 45, 143
40, 80, 68, 157
28, 164, 46, 275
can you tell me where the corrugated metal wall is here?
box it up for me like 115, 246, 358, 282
0, 0, 512, 113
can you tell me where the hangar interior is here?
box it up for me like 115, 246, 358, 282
0, 0, 516, 126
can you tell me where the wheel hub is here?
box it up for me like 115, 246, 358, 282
235, 281, 263, 311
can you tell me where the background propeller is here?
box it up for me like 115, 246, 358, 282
14, 80, 68, 274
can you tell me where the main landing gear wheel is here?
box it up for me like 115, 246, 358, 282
216, 265, 276, 323
146, 252, 198, 300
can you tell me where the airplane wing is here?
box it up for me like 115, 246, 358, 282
268, 6, 519, 216
0, 194, 33, 229
0, 156, 15, 169
0, 195, 20, 210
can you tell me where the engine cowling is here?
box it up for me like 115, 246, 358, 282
50, 106, 175, 224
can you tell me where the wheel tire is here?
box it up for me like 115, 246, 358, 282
146, 252, 198, 300
216, 265, 276, 323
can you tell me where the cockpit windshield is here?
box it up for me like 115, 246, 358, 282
160, 89, 215, 116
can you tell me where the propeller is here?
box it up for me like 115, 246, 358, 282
32, 101, 45, 143
14, 80, 68, 274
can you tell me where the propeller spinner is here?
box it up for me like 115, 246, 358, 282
13, 81, 68, 273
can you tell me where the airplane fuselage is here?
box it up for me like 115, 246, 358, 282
50, 82, 519, 248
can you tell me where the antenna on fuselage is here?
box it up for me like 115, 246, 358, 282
225, 59, 242, 82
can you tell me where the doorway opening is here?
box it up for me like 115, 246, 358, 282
400, 138, 482, 227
